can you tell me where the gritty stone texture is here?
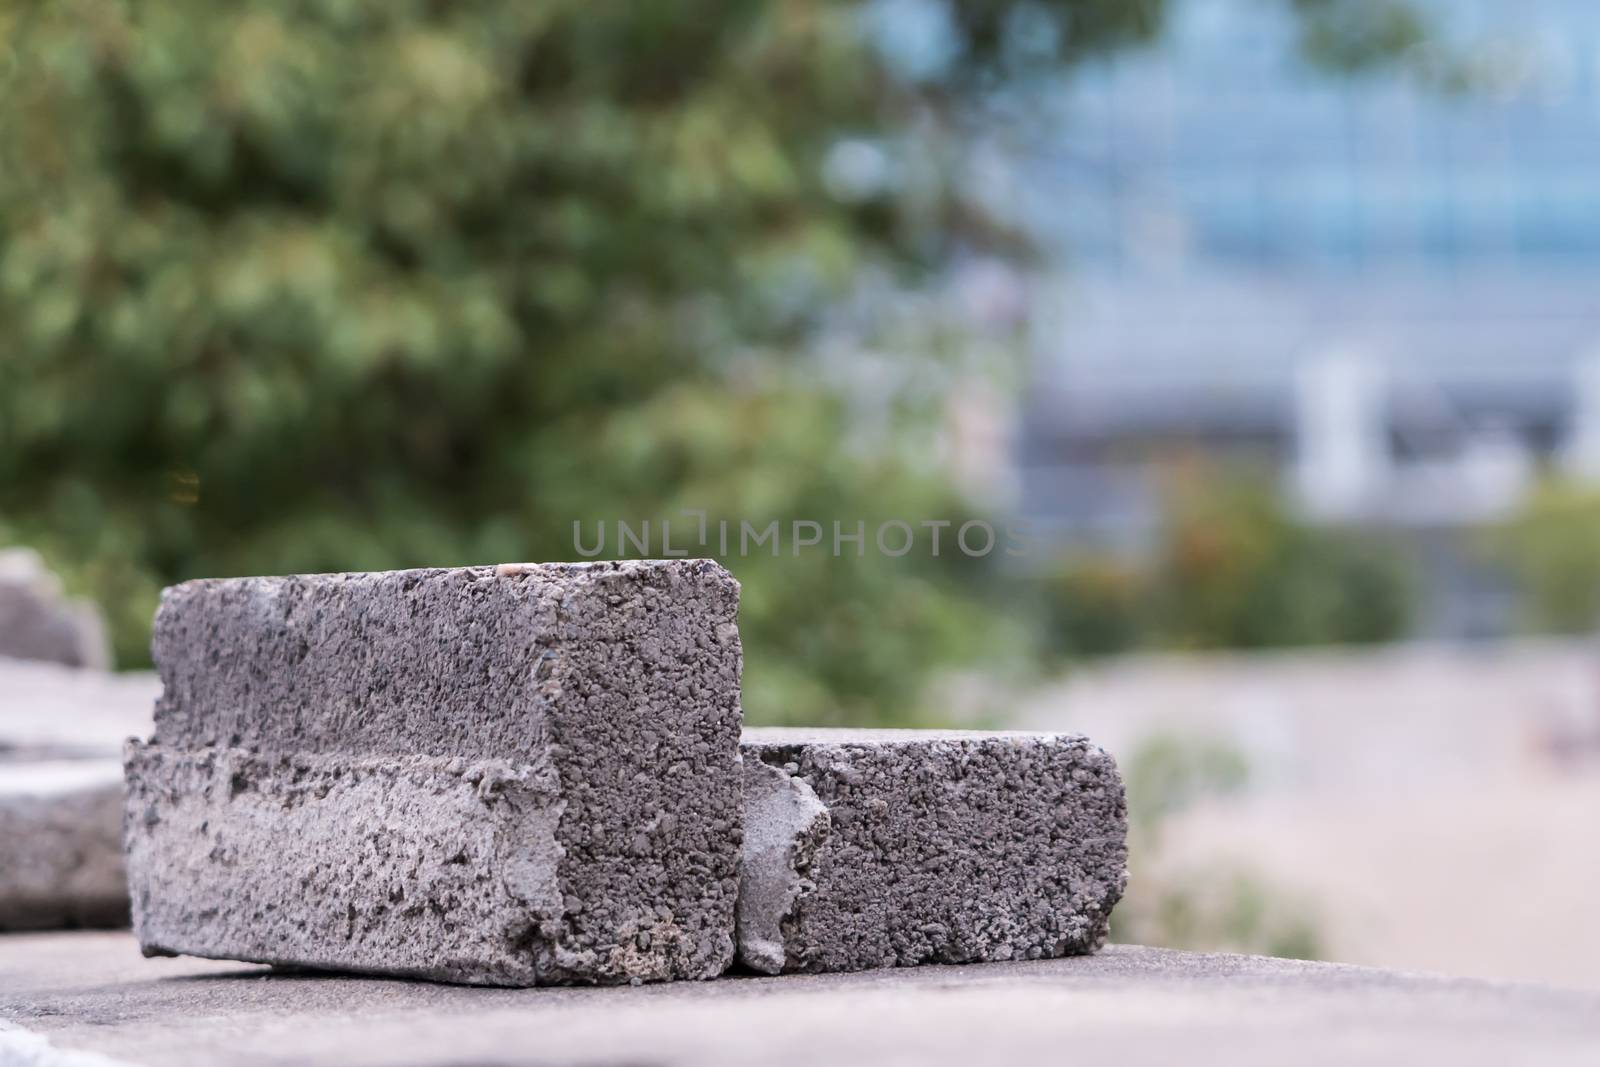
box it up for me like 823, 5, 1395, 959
0, 550, 109, 670
737, 728, 1128, 975
124, 747, 568, 985
0, 762, 129, 931
125, 559, 743, 986
8, 933, 1600, 1067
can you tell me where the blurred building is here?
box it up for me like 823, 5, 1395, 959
1014, 0, 1600, 636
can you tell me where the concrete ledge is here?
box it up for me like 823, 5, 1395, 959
4, 932, 1598, 1067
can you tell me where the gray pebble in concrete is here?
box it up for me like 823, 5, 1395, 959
124, 560, 744, 986
737, 728, 1128, 974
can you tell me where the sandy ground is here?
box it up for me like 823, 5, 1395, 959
1157, 772, 1600, 989
1013, 639, 1600, 793
1012, 640, 1600, 990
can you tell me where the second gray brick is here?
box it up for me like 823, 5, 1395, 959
736, 728, 1128, 975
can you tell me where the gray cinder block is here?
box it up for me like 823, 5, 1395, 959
0, 549, 109, 669
736, 729, 1128, 975
0, 760, 128, 930
124, 560, 744, 986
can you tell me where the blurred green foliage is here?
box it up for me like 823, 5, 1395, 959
1488, 478, 1600, 635
1292, 0, 1427, 73
1153, 469, 1413, 650
1040, 552, 1145, 660
1042, 467, 1413, 660
1129, 869, 1325, 961
0, 0, 1170, 724
0, 1, 1425, 724
1111, 732, 1324, 960
1122, 731, 1250, 832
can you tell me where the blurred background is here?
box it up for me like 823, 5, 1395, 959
3, 0, 1599, 988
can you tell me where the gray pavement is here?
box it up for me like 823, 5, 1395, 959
3, 932, 1598, 1067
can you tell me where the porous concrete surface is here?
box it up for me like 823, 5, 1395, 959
0, 763, 128, 931
123, 747, 568, 985
4, 932, 1599, 1067
0, 549, 109, 670
126, 559, 744, 986
146, 560, 741, 762
737, 728, 1127, 974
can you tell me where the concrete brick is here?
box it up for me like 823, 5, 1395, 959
128, 746, 626, 985
0, 657, 154, 932
736, 728, 1128, 974
0, 760, 128, 930
0, 549, 109, 669
125, 560, 743, 986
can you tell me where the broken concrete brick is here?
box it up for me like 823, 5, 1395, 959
124, 560, 744, 986
736, 729, 1128, 975
0, 760, 128, 930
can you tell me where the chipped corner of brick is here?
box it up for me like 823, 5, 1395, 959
736, 758, 830, 975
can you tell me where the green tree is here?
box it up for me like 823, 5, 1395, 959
1037, 466, 1413, 659
1153, 469, 1411, 650
0, 0, 1423, 721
